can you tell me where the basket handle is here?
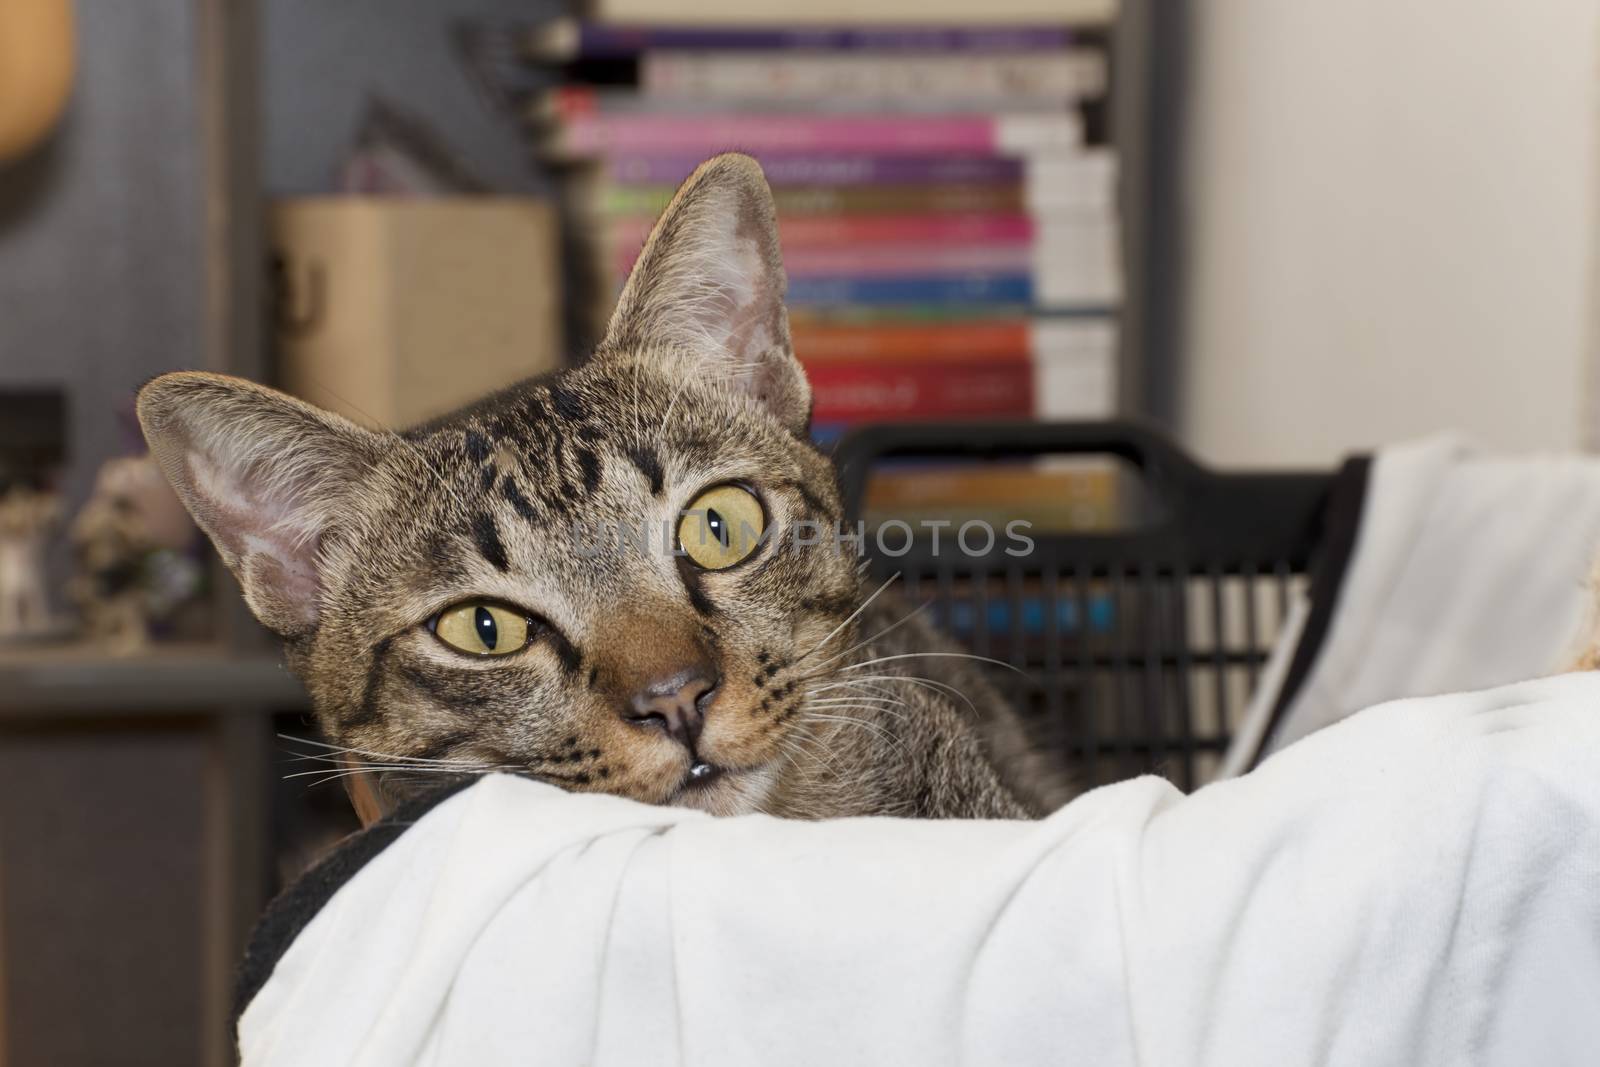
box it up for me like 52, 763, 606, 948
833, 419, 1208, 523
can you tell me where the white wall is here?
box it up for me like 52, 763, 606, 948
1179, 1, 1600, 467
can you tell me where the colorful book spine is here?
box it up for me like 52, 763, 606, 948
525, 18, 1077, 60
608, 213, 1036, 250
527, 11, 1121, 431
617, 242, 1033, 279
640, 51, 1105, 101
864, 464, 1114, 507
792, 319, 1032, 362
544, 113, 1082, 158
597, 183, 1030, 216
805, 359, 1034, 422
536, 86, 1071, 119
602, 152, 1027, 187
861, 462, 1122, 540
786, 273, 1034, 307
594, 150, 1117, 213
615, 225, 1117, 303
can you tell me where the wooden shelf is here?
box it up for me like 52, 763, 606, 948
0, 641, 308, 715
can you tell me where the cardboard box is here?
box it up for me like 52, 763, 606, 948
271, 197, 563, 428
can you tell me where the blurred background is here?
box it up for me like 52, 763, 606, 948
2, 0, 1598, 1062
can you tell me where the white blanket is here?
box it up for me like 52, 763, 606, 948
241, 672, 1600, 1066
1225, 436, 1600, 774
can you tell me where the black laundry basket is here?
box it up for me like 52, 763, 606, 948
833, 421, 1337, 792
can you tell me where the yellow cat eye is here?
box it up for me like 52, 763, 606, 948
678, 484, 766, 570
431, 601, 531, 657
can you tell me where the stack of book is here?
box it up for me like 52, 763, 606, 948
525, 16, 1121, 445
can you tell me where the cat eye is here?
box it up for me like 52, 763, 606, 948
678, 484, 766, 570
429, 600, 532, 657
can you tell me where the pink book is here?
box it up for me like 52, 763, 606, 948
548, 113, 1081, 157
616, 242, 1032, 278
808, 359, 1034, 422
609, 213, 1036, 251
780, 214, 1035, 246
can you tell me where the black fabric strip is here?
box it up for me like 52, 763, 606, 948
1250, 454, 1372, 769
231, 776, 480, 1034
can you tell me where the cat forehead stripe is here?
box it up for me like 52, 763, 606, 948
472, 512, 509, 572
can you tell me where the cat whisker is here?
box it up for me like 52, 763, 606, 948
802, 711, 908, 757
811, 675, 905, 700
804, 679, 908, 702
804, 693, 904, 712
769, 730, 831, 776
286, 764, 507, 788
277, 734, 492, 769
838, 651, 1029, 677
282, 761, 503, 780
281, 755, 493, 775
806, 708, 906, 737
803, 710, 895, 735
810, 599, 935, 672
824, 671, 982, 717
773, 711, 852, 768
804, 696, 909, 720
805, 694, 905, 708
806, 678, 906, 701
792, 572, 901, 668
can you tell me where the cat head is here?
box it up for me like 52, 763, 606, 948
138, 154, 863, 815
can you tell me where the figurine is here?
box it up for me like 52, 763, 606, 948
0, 482, 60, 640
67, 456, 202, 651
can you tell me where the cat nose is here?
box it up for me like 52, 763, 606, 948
623, 667, 718, 749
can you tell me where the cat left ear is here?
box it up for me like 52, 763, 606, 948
136, 372, 384, 639
599, 152, 811, 435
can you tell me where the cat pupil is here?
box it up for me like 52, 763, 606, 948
474, 605, 498, 651
707, 508, 730, 547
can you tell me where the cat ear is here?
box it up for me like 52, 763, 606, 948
600, 152, 811, 434
136, 372, 383, 638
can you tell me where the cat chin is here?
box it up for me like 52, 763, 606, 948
668, 763, 777, 817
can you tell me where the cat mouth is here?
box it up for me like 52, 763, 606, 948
666, 758, 762, 809
670, 759, 726, 799
684, 760, 722, 787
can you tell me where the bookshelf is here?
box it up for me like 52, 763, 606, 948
0, 643, 304, 716
475, 3, 1165, 541
523, 15, 1124, 441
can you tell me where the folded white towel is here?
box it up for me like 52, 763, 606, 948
241, 672, 1600, 1067
1231, 436, 1600, 773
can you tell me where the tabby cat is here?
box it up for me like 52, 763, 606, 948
138, 154, 1071, 820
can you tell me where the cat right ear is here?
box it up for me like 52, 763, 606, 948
136, 372, 382, 639
599, 152, 811, 435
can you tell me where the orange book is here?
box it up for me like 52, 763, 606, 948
863, 464, 1120, 533
792, 320, 1031, 363
865, 465, 1114, 508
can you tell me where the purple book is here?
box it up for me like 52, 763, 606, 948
527, 17, 1074, 60
604, 153, 1027, 187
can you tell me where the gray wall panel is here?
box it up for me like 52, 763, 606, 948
0, 0, 206, 580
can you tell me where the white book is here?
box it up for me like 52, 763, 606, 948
1030, 320, 1119, 419
641, 50, 1107, 101
1027, 150, 1118, 212
1034, 216, 1122, 307
583, 0, 1116, 26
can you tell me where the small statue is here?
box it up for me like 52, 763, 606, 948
0, 482, 61, 640
68, 456, 202, 652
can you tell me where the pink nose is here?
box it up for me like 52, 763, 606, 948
623, 667, 718, 749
